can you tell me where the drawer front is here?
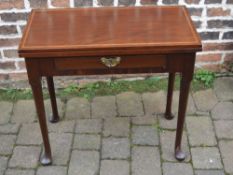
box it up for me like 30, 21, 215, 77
54, 55, 166, 71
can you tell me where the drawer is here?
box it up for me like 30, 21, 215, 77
54, 55, 166, 71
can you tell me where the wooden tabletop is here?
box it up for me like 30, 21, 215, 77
19, 6, 202, 58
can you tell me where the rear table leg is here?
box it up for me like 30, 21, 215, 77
165, 72, 175, 120
46, 76, 60, 123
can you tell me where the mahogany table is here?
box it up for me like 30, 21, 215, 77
18, 6, 202, 165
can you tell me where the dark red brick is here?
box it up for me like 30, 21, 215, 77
222, 32, 233, 39
188, 7, 203, 17
205, 0, 222, 4
8, 72, 28, 81
185, 0, 201, 4
1, 12, 28, 22
3, 49, 19, 58
196, 53, 222, 62
0, 61, 15, 70
207, 8, 231, 17
98, 0, 114, 6
74, 0, 92, 6
193, 20, 202, 28
201, 64, 222, 72
224, 53, 233, 62
0, 25, 18, 35
208, 20, 233, 28
141, 0, 158, 5
226, 0, 233, 3
0, 38, 20, 47
162, 0, 179, 4
199, 32, 219, 40
119, 0, 136, 6
29, 0, 47, 8
203, 42, 233, 51
0, 0, 24, 10
51, 0, 69, 7
0, 73, 9, 81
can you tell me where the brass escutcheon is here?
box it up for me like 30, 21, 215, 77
100, 57, 121, 68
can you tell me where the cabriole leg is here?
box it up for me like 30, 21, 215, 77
30, 77, 52, 165
174, 74, 191, 161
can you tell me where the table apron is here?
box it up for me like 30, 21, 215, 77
25, 53, 195, 77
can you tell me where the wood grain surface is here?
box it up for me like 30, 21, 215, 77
19, 6, 202, 58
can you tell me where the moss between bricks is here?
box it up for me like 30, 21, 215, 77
0, 71, 214, 101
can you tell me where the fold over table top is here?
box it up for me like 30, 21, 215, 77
19, 6, 202, 58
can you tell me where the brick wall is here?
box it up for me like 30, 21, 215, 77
0, 0, 233, 81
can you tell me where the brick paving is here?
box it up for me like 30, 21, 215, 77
0, 77, 232, 175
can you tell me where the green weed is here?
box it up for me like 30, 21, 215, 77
194, 69, 215, 88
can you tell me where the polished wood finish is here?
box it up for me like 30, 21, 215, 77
175, 55, 195, 160
19, 6, 202, 165
19, 6, 201, 58
54, 55, 166, 71
25, 60, 52, 165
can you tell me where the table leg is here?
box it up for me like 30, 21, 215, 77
174, 73, 191, 161
30, 77, 52, 165
165, 72, 175, 120
46, 76, 60, 123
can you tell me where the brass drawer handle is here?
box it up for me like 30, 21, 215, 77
100, 57, 121, 68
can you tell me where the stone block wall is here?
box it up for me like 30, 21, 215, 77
0, 0, 233, 81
